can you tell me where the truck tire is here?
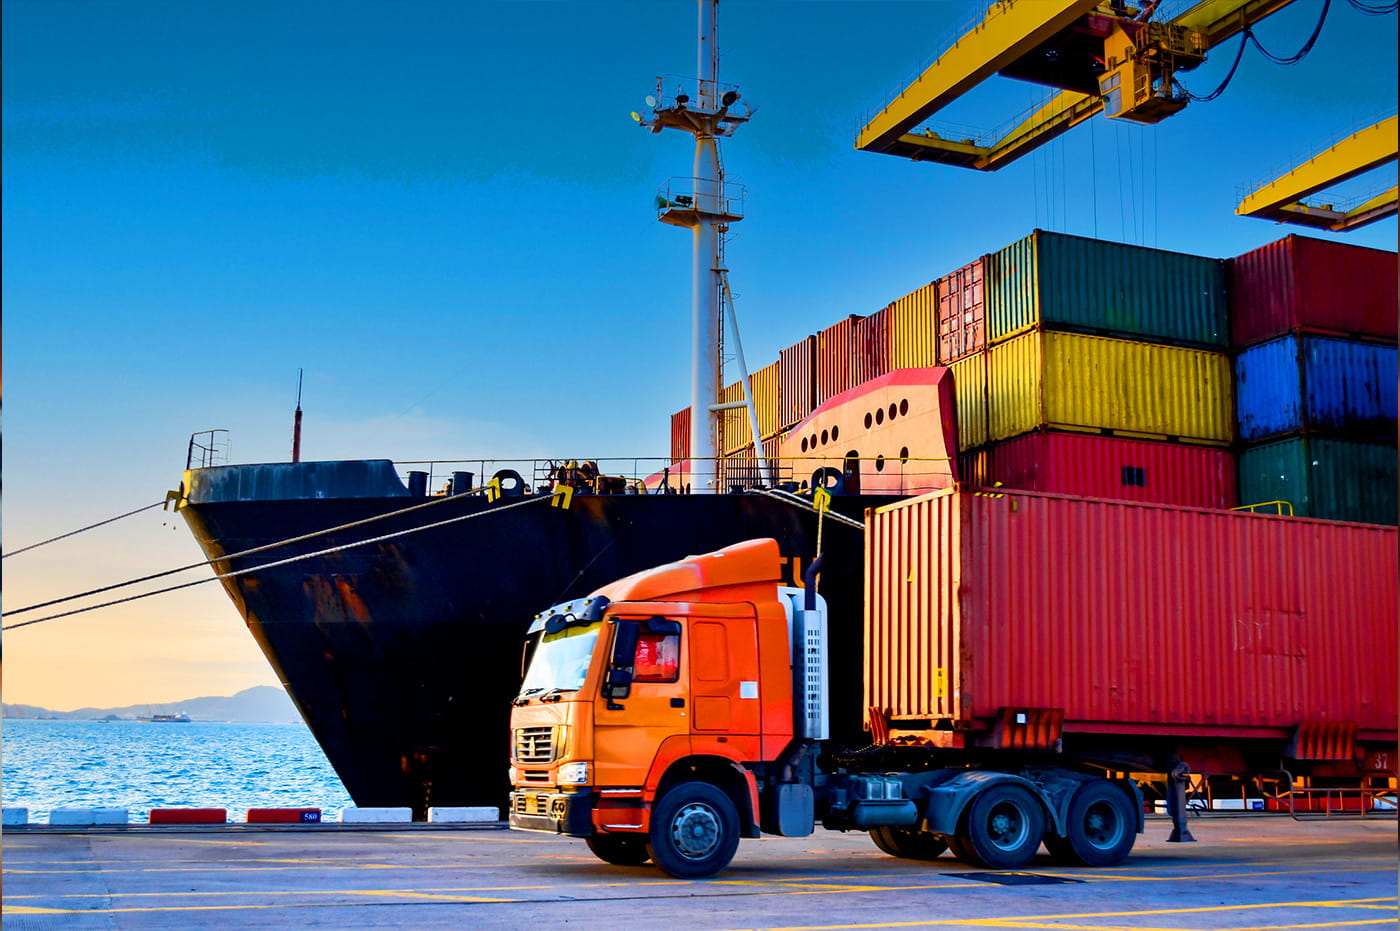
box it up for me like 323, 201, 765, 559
1052, 781, 1136, 867
957, 784, 1045, 869
585, 834, 652, 866
868, 825, 949, 860
646, 781, 741, 879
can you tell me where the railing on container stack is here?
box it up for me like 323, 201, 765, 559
1232, 500, 1295, 516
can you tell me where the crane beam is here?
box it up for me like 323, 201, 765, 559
855, 0, 1100, 155
1236, 116, 1399, 230
856, 0, 1302, 170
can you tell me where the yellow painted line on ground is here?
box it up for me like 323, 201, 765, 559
733, 896, 1398, 931
3, 884, 559, 901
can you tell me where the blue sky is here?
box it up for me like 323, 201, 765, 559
4, 0, 1396, 708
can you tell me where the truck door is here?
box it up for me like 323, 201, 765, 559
688, 615, 761, 738
593, 618, 687, 788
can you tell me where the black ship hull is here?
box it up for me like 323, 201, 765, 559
179, 460, 893, 816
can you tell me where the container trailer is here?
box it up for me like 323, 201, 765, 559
507, 488, 1397, 878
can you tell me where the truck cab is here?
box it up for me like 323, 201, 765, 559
508, 539, 824, 875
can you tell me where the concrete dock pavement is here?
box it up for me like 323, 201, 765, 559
2, 815, 1395, 930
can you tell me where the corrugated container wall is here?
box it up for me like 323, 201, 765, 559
1235, 335, 1398, 443
1238, 437, 1398, 525
948, 354, 988, 452
936, 259, 986, 362
985, 331, 1233, 445
816, 315, 862, 405
983, 230, 1228, 347
779, 336, 816, 430
957, 432, 1236, 509
865, 488, 1398, 735
720, 380, 750, 454
888, 282, 939, 369
854, 308, 892, 385
751, 361, 781, 440
1228, 235, 1398, 347
670, 407, 691, 463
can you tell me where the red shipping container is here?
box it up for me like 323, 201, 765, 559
779, 336, 816, 429
1228, 235, 1398, 348
854, 307, 892, 385
936, 258, 985, 362
670, 407, 691, 463
866, 488, 1397, 743
816, 315, 861, 405
956, 432, 1236, 509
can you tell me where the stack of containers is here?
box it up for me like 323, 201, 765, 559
815, 314, 863, 405
953, 230, 1238, 509
670, 407, 690, 464
1229, 235, 1398, 524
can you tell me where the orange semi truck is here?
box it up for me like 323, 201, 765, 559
507, 488, 1397, 878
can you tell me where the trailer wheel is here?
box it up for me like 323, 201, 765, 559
958, 784, 1045, 869
646, 781, 740, 879
1055, 781, 1136, 867
585, 834, 652, 866
868, 825, 949, 860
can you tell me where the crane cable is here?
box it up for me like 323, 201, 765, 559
2, 501, 168, 559
1173, 0, 1332, 102
1, 481, 509, 621
1346, 0, 1397, 15
2, 493, 554, 632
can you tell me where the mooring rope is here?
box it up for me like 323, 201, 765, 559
2, 493, 553, 631
2, 501, 169, 559
745, 487, 865, 530
2, 486, 496, 619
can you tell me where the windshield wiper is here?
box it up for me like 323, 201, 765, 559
538, 687, 576, 703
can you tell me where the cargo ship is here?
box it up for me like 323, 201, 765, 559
176, 2, 1397, 816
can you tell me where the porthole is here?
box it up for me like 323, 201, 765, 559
876, 455, 886, 472
875, 408, 884, 425
831, 425, 840, 442
889, 403, 898, 420
900, 446, 910, 463
821, 429, 829, 445
864, 412, 873, 429
899, 399, 909, 416
810, 433, 818, 449
801, 437, 809, 453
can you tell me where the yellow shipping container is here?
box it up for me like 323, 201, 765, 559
752, 361, 780, 439
888, 282, 939, 369
948, 354, 988, 452
720, 380, 749, 454
985, 331, 1233, 445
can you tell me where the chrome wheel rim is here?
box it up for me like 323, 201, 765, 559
670, 802, 721, 860
1082, 800, 1125, 850
985, 800, 1030, 851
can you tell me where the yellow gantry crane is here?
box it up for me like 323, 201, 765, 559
1235, 115, 1398, 231
855, 0, 1302, 170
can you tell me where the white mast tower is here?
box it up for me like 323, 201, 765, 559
634, 0, 760, 494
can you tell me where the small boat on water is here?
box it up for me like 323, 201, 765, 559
139, 713, 192, 723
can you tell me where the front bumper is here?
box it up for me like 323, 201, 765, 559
508, 789, 595, 836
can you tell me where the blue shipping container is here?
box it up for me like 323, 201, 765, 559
1234, 335, 1397, 443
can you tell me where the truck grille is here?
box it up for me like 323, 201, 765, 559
514, 726, 557, 763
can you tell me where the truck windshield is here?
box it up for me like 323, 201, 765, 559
519, 620, 602, 696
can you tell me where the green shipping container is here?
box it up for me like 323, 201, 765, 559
1239, 437, 1398, 525
983, 230, 1227, 348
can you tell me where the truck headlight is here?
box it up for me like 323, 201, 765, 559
557, 762, 590, 785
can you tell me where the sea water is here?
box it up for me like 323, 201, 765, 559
2, 719, 354, 822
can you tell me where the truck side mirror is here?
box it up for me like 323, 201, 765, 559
604, 619, 640, 700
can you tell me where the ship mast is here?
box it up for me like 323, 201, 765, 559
635, 0, 755, 494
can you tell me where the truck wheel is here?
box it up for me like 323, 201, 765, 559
646, 781, 740, 879
1055, 781, 1136, 867
958, 784, 1045, 869
585, 834, 651, 866
869, 825, 948, 860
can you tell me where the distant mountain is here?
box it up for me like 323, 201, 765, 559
3, 686, 301, 723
